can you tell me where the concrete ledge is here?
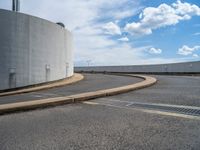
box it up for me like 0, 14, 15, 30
0, 73, 84, 97
70, 91, 107, 102
99, 75, 156, 96
0, 74, 157, 115
0, 97, 73, 115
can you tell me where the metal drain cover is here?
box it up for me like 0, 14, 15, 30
91, 98, 200, 117
128, 103, 200, 116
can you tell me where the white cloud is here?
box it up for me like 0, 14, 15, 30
193, 32, 200, 36
178, 45, 200, 55
17, 0, 138, 66
193, 54, 199, 58
98, 1, 141, 20
125, 0, 200, 36
172, 0, 200, 16
148, 47, 162, 54
75, 43, 150, 66
1, 0, 195, 66
102, 22, 121, 35
125, 22, 152, 35
118, 37, 129, 42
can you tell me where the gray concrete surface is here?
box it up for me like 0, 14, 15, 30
0, 75, 200, 150
75, 61, 200, 73
0, 9, 73, 90
0, 73, 142, 105
0, 103, 200, 150
104, 75, 200, 107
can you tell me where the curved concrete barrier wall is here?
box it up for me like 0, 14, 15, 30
75, 61, 200, 74
0, 9, 73, 90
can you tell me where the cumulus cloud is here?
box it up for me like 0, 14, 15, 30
103, 22, 121, 35
125, 0, 200, 36
148, 47, 162, 54
1, 0, 193, 66
193, 54, 199, 58
178, 45, 200, 55
172, 0, 200, 16
125, 22, 152, 35
118, 37, 129, 42
16, 0, 139, 66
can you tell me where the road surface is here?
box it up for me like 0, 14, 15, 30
0, 73, 142, 105
0, 75, 200, 150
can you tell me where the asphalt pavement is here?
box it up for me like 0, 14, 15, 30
0, 75, 200, 150
0, 73, 142, 105
106, 75, 200, 107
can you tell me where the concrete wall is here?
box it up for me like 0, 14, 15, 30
0, 9, 73, 90
75, 61, 200, 74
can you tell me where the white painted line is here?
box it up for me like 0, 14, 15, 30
89, 100, 200, 120
126, 102, 135, 107
32, 95, 43, 98
96, 98, 200, 110
83, 101, 99, 105
141, 109, 200, 120
128, 102, 200, 110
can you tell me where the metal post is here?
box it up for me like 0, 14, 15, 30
12, 0, 20, 12
12, 0, 16, 11
16, 0, 20, 11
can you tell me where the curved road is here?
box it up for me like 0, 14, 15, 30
0, 75, 200, 150
105, 75, 200, 107
0, 73, 142, 105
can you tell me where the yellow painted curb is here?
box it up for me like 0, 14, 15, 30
0, 74, 157, 115
0, 73, 84, 97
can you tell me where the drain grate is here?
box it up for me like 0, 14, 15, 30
128, 103, 200, 116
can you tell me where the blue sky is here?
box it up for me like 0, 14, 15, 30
0, 0, 200, 66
